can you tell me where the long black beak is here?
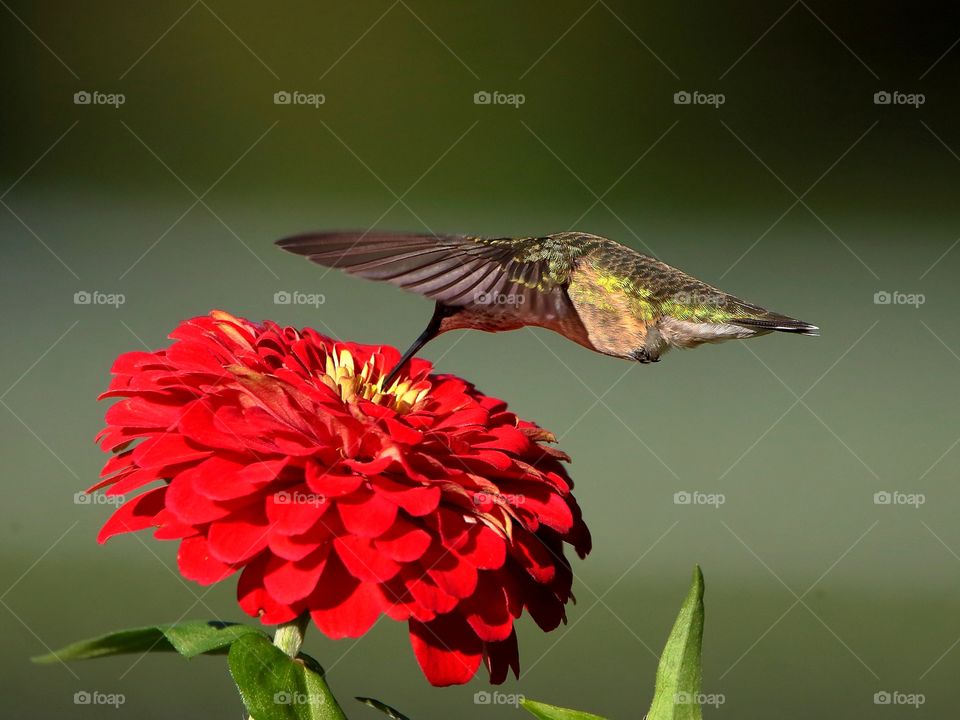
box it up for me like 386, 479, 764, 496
381, 304, 446, 388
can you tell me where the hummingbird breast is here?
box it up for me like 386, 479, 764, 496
565, 261, 659, 360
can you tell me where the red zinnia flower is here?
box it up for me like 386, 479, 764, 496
92, 311, 590, 686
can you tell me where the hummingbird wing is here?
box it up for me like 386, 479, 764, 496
276, 231, 587, 324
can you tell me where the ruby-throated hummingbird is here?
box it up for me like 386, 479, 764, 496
277, 231, 818, 386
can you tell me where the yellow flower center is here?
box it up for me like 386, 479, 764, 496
322, 348, 430, 413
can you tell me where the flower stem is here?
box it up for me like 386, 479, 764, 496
273, 614, 310, 658
272, 615, 348, 720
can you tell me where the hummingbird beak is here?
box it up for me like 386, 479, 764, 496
381, 303, 447, 388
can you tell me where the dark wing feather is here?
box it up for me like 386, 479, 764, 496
275, 231, 583, 325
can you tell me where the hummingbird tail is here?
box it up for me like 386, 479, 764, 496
732, 316, 820, 336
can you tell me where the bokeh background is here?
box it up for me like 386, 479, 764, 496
2, 1, 960, 717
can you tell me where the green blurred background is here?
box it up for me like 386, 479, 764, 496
2, 1, 960, 717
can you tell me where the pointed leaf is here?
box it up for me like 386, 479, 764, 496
356, 696, 412, 719
33, 620, 267, 663
32, 626, 170, 663
520, 699, 607, 720
228, 633, 347, 720
646, 566, 705, 720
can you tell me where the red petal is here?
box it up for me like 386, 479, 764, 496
371, 475, 441, 516
97, 487, 167, 543
336, 490, 398, 538
409, 613, 482, 686
425, 546, 478, 600
263, 546, 329, 604
266, 485, 331, 535
165, 459, 256, 525
462, 572, 514, 641
207, 506, 270, 563
403, 574, 458, 616
308, 555, 386, 638
484, 628, 520, 685
193, 459, 287, 501
182, 455, 247, 500
237, 554, 300, 624
335, 535, 401, 583
375, 519, 433, 562
131, 433, 211, 468
267, 520, 335, 562
510, 531, 557, 584
105, 464, 172, 496
458, 524, 506, 570
105, 397, 181, 430
177, 535, 237, 585
524, 579, 566, 631
381, 417, 423, 444
177, 400, 251, 453
305, 464, 364, 497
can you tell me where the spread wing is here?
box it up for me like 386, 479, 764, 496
276, 231, 588, 324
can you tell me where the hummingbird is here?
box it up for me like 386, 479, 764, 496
276, 231, 818, 386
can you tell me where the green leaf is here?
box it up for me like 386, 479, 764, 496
32, 620, 267, 664
164, 620, 267, 658
520, 699, 607, 720
646, 566, 706, 720
228, 633, 347, 720
356, 696, 412, 719
32, 626, 170, 663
